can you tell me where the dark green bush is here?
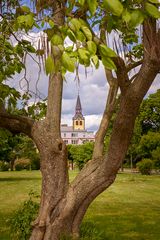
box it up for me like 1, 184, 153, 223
0, 160, 10, 171
10, 191, 39, 240
152, 147, 160, 170
31, 155, 40, 170
14, 158, 31, 171
137, 159, 153, 175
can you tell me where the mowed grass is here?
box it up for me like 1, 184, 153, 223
0, 171, 160, 240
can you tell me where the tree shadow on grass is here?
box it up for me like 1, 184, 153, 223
0, 177, 41, 181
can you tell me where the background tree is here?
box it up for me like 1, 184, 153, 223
138, 89, 160, 134
126, 90, 160, 168
0, 130, 39, 170
152, 147, 160, 170
68, 142, 94, 170
0, 0, 160, 239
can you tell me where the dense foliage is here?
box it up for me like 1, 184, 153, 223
136, 159, 153, 175
0, 130, 40, 171
125, 90, 160, 170
68, 142, 94, 170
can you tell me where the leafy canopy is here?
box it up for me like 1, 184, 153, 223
0, 0, 160, 111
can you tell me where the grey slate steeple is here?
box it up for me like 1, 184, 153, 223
73, 94, 84, 120
75, 94, 82, 113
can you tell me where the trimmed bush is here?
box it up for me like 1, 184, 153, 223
0, 161, 10, 171
137, 159, 153, 175
14, 158, 31, 171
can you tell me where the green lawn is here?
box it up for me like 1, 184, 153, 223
0, 171, 160, 240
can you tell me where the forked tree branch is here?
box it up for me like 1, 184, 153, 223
113, 57, 130, 94
133, 18, 160, 95
0, 111, 34, 137
126, 60, 143, 73
93, 25, 119, 158
93, 74, 118, 158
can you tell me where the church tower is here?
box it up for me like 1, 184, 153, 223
73, 94, 85, 131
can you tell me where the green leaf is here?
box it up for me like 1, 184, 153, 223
65, 46, 74, 52
17, 15, 26, 24
70, 18, 81, 32
76, 31, 86, 42
91, 55, 99, 68
45, 29, 55, 40
51, 34, 63, 45
122, 9, 131, 23
87, 0, 98, 16
21, 6, 30, 13
78, 48, 90, 62
26, 45, 36, 53
103, 0, 123, 16
49, 20, 54, 28
45, 56, 54, 75
87, 41, 97, 55
36, 49, 45, 56
17, 14, 34, 27
99, 44, 117, 57
102, 57, 117, 70
41, 21, 45, 28
79, 19, 88, 27
62, 52, 75, 72
129, 10, 145, 27
67, 29, 77, 42
145, 2, 160, 18
78, 0, 85, 6
81, 26, 92, 41
148, 0, 160, 3
24, 14, 34, 27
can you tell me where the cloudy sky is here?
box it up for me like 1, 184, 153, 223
9, 30, 159, 132
62, 67, 159, 131
11, 52, 160, 132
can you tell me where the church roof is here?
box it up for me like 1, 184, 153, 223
72, 113, 84, 120
61, 125, 73, 132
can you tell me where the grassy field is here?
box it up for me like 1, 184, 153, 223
0, 171, 160, 240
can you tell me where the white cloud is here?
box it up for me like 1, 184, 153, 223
9, 32, 159, 132
147, 74, 160, 95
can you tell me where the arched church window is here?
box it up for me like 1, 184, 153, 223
76, 121, 78, 125
80, 121, 82, 125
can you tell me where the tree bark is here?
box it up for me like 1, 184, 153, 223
30, 57, 158, 239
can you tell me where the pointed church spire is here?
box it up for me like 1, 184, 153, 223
75, 94, 82, 113
73, 94, 85, 130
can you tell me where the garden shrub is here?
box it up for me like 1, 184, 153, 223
14, 158, 31, 171
31, 155, 40, 170
137, 159, 153, 175
0, 160, 10, 171
10, 191, 39, 240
